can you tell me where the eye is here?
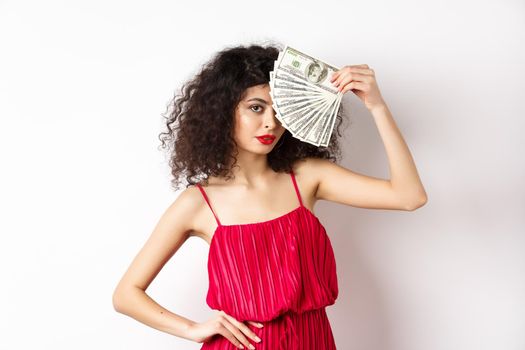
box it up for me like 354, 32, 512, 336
250, 104, 263, 113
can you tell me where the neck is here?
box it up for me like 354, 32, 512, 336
224, 150, 275, 187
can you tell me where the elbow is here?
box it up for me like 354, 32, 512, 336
112, 287, 128, 313
404, 194, 428, 211
113, 284, 144, 314
112, 289, 123, 313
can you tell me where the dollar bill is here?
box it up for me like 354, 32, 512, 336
269, 45, 343, 147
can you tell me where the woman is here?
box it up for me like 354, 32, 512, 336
112, 43, 427, 349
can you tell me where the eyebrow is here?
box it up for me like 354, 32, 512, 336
245, 97, 269, 105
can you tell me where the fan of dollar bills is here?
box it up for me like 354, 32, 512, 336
269, 46, 343, 147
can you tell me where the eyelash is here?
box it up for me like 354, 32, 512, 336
250, 104, 263, 113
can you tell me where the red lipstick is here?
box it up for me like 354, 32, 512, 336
256, 134, 276, 145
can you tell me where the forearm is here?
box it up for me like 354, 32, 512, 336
113, 286, 196, 342
369, 103, 427, 205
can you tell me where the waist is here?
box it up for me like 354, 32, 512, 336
270, 307, 331, 350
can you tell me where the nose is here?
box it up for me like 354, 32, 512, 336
264, 108, 281, 128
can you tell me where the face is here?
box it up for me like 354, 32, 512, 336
232, 84, 286, 154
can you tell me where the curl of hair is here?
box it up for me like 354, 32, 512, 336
158, 42, 348, 191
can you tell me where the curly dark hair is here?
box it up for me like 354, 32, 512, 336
158, 42, 347, 191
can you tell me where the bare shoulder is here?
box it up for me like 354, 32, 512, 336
145, 184, 204, 243
168, 184, 208, 237
291, 156, 333, 186
290, 157, 329, 209
142, 184, 209, 245
175, 183, 221, 242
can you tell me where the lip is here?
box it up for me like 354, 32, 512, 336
255, 134, 276, 145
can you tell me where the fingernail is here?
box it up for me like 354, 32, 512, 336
257, 322, 264, 328
238, 345, 244, 349
255, 336, 261, 342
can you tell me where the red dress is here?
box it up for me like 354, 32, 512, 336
196, 170, 339, 349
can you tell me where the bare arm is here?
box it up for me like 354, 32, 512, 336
112, 187, 199, 341
112, 187, 265, 348
369, 103, 427, 209
310, 64, 427, 211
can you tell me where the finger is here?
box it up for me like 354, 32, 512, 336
216, 312, 247, 349
332, 70, 351, 86
235, 321, 261, 345
348, 66, 375, 75
216, 318, 244, 349
341, 81, 368, 94
225, 315, 261, 345
220, 319, 252, 349
330, 65, 353, 82
329, 70, 340, 82
247, 321, 264, 328
221, 314, 259, 348
333, 71, 368, 88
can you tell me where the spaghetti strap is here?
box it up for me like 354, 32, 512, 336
290, 169, 304, 207
196, 183, 222, 226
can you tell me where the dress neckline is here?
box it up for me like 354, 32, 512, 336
219, 205, 303, 228
207, 205, 321, 248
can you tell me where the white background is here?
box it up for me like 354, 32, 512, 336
1, 0, 524, 349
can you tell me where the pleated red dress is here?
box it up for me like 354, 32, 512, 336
196, 170, 339, 349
